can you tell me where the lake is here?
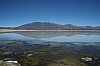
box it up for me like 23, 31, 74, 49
0, 31, 100, 66
0, 31, 100, 42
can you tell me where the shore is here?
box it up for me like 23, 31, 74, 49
0, 29, 100, 32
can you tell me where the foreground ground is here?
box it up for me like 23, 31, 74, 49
0, 40, 100, 66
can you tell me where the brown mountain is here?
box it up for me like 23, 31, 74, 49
11, 22, 100, 30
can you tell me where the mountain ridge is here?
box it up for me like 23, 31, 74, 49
14, 22, 100, 30
0, 22, 100, 30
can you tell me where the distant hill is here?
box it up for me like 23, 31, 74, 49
0, 27, 12, 29
14, 22, 64, 30
14, 22, 100, 30
0, 22, 100, 30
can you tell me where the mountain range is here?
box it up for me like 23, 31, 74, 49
14, 22, 100, 30
1, 22, 100, 30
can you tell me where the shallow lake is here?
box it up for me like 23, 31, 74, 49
0, 31, 100, 42
0, 31, 100, 66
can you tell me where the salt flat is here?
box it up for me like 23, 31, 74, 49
0, 29, 100, 32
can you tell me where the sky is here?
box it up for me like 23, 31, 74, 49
0, 0, 100, 27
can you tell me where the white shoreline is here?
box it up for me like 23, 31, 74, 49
0, 29, 100, 32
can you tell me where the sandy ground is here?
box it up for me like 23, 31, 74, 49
0, 29, 100, 32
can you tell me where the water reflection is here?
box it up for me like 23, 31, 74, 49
0, 31, 100, 42
0, 31, 100, 66
15, 31, 100, 38
15, 31, 100, 42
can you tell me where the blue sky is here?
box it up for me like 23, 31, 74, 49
0, 0, 100, 27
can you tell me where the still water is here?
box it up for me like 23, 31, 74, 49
0, 31, 100, 66
0, 31, 100, 42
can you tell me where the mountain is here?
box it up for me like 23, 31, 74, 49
0, 27, 12, 29
14, 22, 100, 30
14, 22, 64, 30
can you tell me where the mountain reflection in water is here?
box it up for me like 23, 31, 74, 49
15, 31, 100, 42
15, 31, 100, 38
0, 31, 100, 66
0, 31, 100, 42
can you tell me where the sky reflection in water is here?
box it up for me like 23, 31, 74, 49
0, 31, 100, 42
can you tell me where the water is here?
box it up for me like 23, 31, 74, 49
0, 31, 100, 42
0, 31, 100, 66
